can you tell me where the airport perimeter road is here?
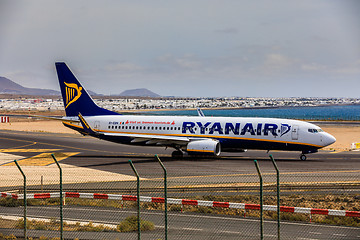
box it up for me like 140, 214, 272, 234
1, 205, 359, 239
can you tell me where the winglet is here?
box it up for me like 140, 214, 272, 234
78, 113, 98, 135
197, 108, 205, 117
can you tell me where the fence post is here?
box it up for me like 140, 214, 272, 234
269, 154, 280, 240
254, 160, 263, 240
129, 160, 141, 240
14, 160, 27, 240
156, 155, 168, 240
52, 154, 63, 240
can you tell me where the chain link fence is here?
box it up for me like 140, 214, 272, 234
1, 153, 359, 240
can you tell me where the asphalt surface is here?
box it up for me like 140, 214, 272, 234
0, 129, 359, 180
0, 130, 359, 239
1, 205, 359, 240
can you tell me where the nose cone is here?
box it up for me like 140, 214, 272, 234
323, 132, 336, 147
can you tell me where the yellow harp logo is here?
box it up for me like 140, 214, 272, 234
64, 82, 82, 109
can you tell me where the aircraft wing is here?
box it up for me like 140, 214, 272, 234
197, 108, 205, 117
102, 132, 191, 145
33, 115, 80, 122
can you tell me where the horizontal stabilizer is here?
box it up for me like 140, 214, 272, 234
78, 113, 99, 135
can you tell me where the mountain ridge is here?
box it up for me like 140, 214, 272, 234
0, 76, 60, 95
0, 76, 160, 97
117, 88, 160, 97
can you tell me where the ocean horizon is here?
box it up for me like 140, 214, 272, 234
139, 104, 360, 121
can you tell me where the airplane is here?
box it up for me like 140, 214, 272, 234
55, 62, 336, 161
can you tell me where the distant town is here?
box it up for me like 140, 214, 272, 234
1, 76, 359, 113
0, 96, 359, 112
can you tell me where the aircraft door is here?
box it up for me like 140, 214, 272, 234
291, 125, 299, 140
94, 121, 100, 130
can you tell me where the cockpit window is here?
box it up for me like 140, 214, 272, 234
308, 128, 323, 133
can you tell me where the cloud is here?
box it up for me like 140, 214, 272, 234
157, 54, 203, 70
261, 54, 297, 73
301, 63, 328, 72
175, 57, 202, 69
214, 28, 238, 34
332, 60, 360, 75
103, 62, 144, 72
301, 60, 360, 75
0, 1, 359, 97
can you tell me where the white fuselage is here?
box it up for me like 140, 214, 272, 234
66, 115, 336, 153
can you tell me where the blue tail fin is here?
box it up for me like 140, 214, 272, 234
55, 62, 119, 117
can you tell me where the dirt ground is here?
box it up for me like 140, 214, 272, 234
321, 125, 360, 151
0, 119, 77, 134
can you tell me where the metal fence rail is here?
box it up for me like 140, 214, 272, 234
0, 154, 359, 240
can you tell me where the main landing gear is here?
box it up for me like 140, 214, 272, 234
300, 154, 307, 161
172, 150, 184, 159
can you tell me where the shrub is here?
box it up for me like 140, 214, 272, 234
0, 198, 21, 207
117, 216, 155, 232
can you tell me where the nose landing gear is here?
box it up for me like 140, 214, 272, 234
300, 154, 307, 161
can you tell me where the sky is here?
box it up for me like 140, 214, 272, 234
0, 0, 359, 97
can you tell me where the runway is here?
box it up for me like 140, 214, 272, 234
0, 129, 359, 194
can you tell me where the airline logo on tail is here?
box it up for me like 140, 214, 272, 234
64, 82, 82, 108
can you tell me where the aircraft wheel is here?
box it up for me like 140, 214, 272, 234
172, 150, 183, 159
300, 154, 307, 161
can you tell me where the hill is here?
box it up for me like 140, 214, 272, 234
118, 88, 160, 97
0, 76, 60, 95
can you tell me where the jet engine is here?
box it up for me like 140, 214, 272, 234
186, 139, 221, 156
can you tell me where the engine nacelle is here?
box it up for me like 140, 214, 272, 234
186, 139, 221, 156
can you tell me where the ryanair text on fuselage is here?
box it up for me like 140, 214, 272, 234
182, 121, 291, 137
